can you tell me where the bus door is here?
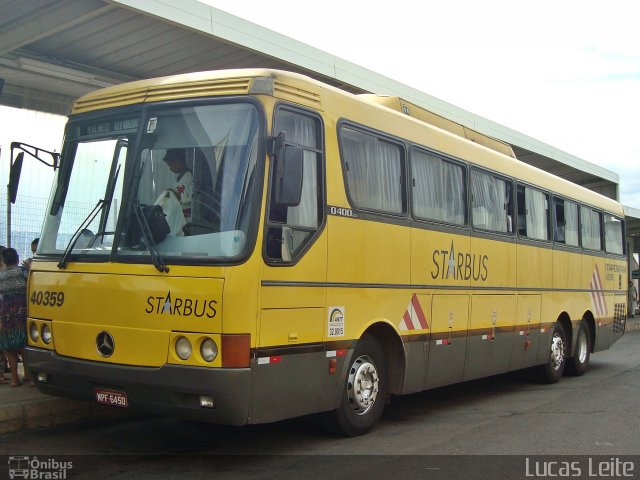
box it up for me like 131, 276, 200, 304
599, 256, 626, 350
603, 214, 627, 346
255, 106, 328, 423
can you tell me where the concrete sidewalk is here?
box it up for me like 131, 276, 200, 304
0, 363, 132, 435
1, 317, 640, 435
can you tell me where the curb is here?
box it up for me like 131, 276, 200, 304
625, 318, 640, 333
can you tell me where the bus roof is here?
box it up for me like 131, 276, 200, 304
71, 68, 623, 216
358, 94, 516, 160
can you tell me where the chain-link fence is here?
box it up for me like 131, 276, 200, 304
0, 188, 49, 263
1, 187, 103, 262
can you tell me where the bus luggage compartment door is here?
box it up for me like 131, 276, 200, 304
464, 294, 516, 381
425, 295, 469, 389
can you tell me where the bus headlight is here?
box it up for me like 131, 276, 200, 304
29, 322, 39, 342
41, 324, 52, 344
175, 336, 192, 360
200, 338, 218, 362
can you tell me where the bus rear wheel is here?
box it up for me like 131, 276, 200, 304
537, 321, 567, 383
565, 320, 591, 376
328, 334, 388, 436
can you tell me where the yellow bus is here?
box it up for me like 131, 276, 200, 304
23, 69, 628, 436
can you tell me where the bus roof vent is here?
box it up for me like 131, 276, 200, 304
359, 94, 516, 159
146, 77, 252, 103
73, 86, 148, 114
274, 80, 323, 110
72, 77, 253, 114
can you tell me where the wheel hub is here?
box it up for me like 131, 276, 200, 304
577, 329, 588, 364
347, 355, 379, 415
550, 332, 565, 371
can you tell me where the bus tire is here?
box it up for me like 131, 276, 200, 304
537, 321, 567, 384
328, 334, 388, 436
565, 320, 590, 376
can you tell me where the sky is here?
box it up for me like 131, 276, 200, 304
202, 0, 640, 208
0, 0, 638, 213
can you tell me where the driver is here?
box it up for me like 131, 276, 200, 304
162, 148, 193, 222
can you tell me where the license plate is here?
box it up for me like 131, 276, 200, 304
95, 388, 128, 408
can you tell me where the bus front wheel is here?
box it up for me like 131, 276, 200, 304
565, 320, 591, 376
328, 334, 388, 436
537, 321, 567, 383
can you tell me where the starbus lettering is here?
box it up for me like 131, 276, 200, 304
431, 240, 488, 281
145, 291, 217, 318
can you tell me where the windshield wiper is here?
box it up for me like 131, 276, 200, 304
132, 201, 169, 273
58, 200, 103, 269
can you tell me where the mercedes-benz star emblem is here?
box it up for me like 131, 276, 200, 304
96, 331, 115, 357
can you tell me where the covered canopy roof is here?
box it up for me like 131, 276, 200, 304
0, 0, 623, 202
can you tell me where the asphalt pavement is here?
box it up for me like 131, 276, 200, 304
1, 316, 639, 435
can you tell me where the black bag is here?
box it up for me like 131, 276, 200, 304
126, 204, 170, 247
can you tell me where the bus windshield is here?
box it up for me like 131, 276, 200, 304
39, 102, 262, 263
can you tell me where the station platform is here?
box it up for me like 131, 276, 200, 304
1, 317, 640, 435
0, 363, 132, 435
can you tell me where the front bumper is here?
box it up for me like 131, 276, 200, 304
25, 347, 252, 425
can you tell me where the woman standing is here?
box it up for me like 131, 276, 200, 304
0, 246, 6, 382
0, 248, 29, 386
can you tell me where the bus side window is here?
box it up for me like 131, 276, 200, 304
580, 205, 602, 251
604, 214, 624, 255
412, 149, 466, 225
555, 197, 579, 246
554, 197, 566, 243
517, 184, 549, 241
517, 185, 527, 236
341, 127, 405, 215
266, 108, 323, 263
471, 170, 513, 234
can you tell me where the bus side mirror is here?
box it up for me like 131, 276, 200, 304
274, 145, 304, 207
8, 152, 24, 204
